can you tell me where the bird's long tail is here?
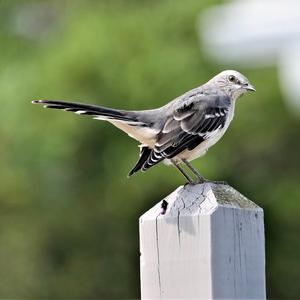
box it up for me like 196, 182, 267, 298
32, 100, 145, 125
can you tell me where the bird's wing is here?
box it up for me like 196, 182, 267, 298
141, 93, 230, 171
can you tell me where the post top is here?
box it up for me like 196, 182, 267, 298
140, 182, 262, 220
210, 183, 258, 208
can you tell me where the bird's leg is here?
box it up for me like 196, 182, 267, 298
181, 159, 206, 183
171, 159, 193, 184
182, 159, 228, 185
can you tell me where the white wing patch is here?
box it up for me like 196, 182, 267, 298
204, 111, 226, 119
204, 114, 215, 119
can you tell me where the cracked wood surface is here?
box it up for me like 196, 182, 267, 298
139, 182, 266, 299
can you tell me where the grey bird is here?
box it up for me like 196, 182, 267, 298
32, 70, 255, 183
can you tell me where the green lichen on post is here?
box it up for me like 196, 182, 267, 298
211, 183, 259, 209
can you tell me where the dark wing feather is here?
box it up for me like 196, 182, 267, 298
141, 94, 230, 172
128, 146, 152, 177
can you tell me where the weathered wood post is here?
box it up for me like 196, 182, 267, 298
139, 183, 266, 299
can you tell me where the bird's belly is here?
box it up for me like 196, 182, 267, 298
109, 120, 157, 147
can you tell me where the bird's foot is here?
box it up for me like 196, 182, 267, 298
190, 178, 228, 186
184, 177, 207, 186
184, 181, 194, 187
206, 180, 228, 185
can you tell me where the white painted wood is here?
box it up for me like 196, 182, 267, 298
139, 183, 266, 299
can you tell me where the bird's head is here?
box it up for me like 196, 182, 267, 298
208, 70, 255, 100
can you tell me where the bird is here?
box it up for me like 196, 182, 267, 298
32, 70, 255, 184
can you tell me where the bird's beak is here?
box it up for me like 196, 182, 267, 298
245, 83, 256, 92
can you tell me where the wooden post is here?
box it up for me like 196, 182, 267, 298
139, 183, 266, 299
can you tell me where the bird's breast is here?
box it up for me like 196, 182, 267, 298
177, 129, 225, 161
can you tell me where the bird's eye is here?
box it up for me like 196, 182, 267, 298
228, 75, 236, 82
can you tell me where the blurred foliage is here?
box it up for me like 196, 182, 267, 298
0, 0, 299, 298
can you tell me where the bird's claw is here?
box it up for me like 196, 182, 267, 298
208, 180, 228, 185
184, 177, 206, 186
184, 179, 228, 186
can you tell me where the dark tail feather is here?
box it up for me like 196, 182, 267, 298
128, 146, 152, 176
32, 100, 140, 123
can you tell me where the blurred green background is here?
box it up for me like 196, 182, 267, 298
0, 0, 299, 298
